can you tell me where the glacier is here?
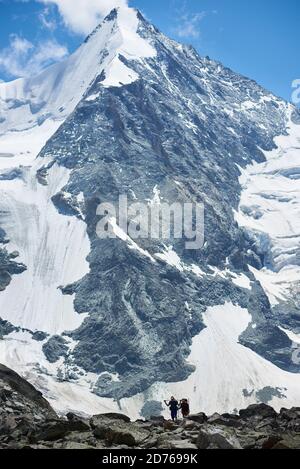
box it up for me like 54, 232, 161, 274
235, 107, 300, 307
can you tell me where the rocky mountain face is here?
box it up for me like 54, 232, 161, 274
0, 7, 300, 417
1, 364, 300, 450
0, 363, 57, 441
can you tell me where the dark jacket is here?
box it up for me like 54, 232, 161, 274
166, 400, 179, 411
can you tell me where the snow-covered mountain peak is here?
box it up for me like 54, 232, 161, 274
0, 6, 155, 139
83, 6, 156, 89
0, 6, 156, 176
84, 6, 156, 63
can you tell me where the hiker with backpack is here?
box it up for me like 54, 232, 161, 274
179, 398, 190, 418
164, 396, 180, 422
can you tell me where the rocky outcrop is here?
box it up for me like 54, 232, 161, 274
0, 246, 26, 291
1, 365, 300, 450
0, 364, 56, 416
0, 364, 58, 448
42, 335, 69, 363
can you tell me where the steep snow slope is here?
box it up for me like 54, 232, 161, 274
0, 160, 90, 334
141, 302, 300, 417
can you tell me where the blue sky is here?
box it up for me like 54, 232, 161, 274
0, 0, 299, 101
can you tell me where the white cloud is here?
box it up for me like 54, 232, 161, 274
1, 0, 128, 79
39, 6, 57, 31
174, 11, 206, 39
38, 0, 128, 35
0, 34, 68, 78
10, 35, 33, 53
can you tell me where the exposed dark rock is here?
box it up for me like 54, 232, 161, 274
0, 228, 8, 244
279, 407, 300, 420
42, 335, 69, 363
32, 331, 48, 342
66, 412, 91, 431
0, 364, 58, 448
196, 425, 242, 449
0, 168, 23, 181
0, 242, 26, 292
36, 160, 56, 186
140, 400, 163, 419
239, 403, 278, 420
51, 191, 83, 218
91, 415, 149, 447
187, 413, 208, 424
208, 413, 242, 428
0, 364, 56, 417
30, 420, 90, 442
0, 318, 17, 338
90, 413, 131, 427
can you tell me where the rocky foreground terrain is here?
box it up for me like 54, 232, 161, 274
1, 364, 300, 450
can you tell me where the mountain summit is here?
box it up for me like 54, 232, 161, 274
0, 6, 154, 138
0, 7, 300, 418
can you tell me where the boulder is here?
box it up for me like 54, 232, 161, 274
239, 404, 277, 420
196, 425, 242, 450
93, 421, 149, 447
66, 412, 90, 431
30, 419, 90, 442
141, 436, 159, 449
90, 413, 130, 428
0, 364, 57, 420
163, 420, 177, 431
187, 412, 208, 424
148, 416, 165, 426
208, 413, 242, 428
182, 420, 201, 431
279, 407, 300, 421
221, 413, 240, 420
101, 412, 131, 423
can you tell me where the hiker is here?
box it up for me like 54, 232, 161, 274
164, 396, 179, 422
180, 398, 190, 418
